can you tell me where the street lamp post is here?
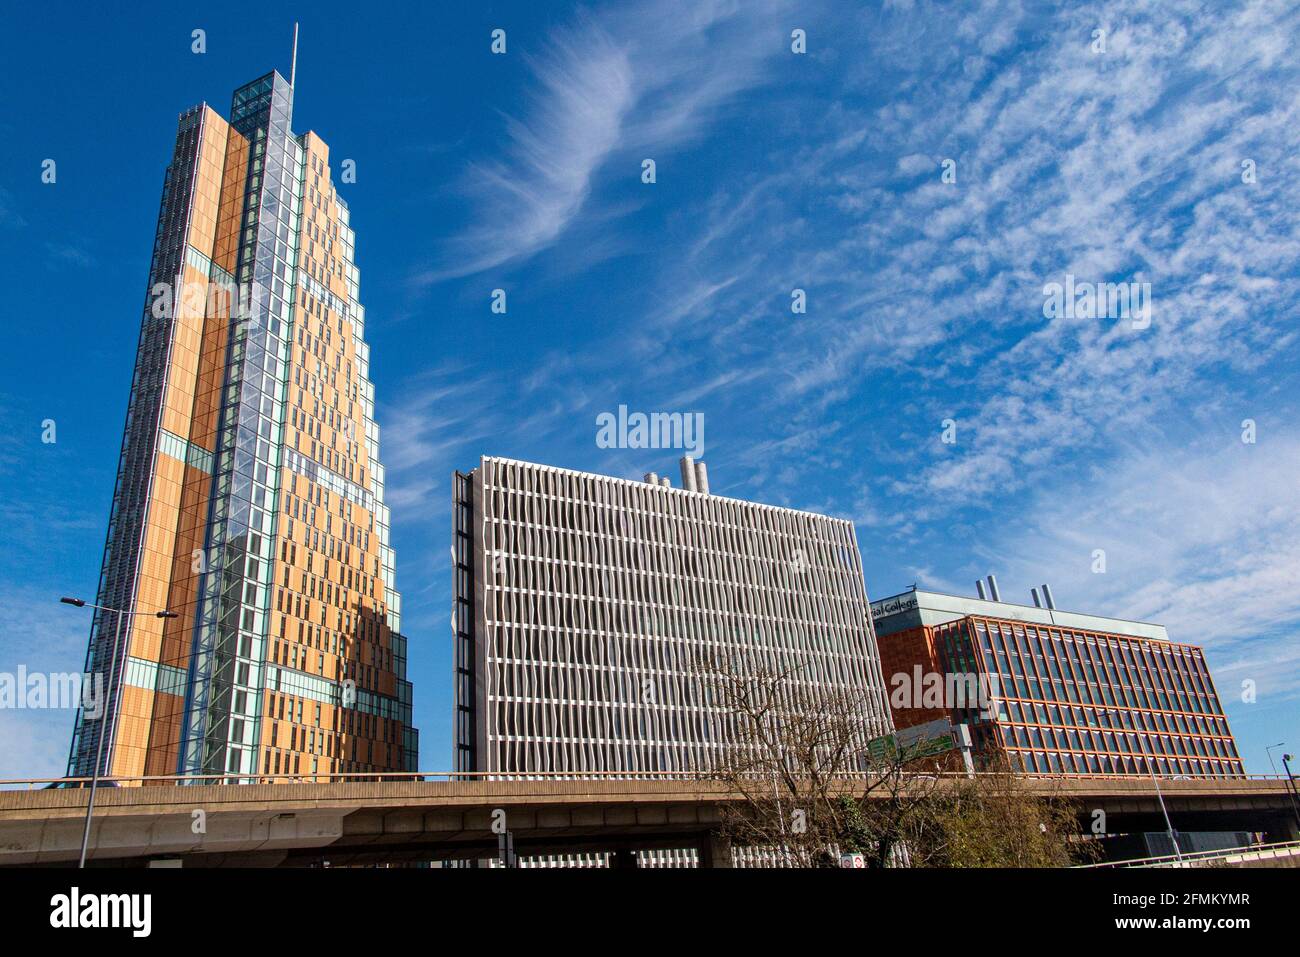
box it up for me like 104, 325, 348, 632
1266, 742, 1287, 777
61, 596, 176, 868
1102, 708, 1181, 862
1282, 754, 1300, 831
1136, 731, 1183, 862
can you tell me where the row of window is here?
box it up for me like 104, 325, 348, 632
1009, 748, 1241, 778
998, 698, 1232, 741
998, 722, 1238, 760
955, 619, 1226, 717
261, 748, 390, 777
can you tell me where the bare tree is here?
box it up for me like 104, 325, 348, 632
699, 656, 1093, 868
698, 655, 939, 867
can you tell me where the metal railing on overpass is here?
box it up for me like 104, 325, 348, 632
0, 769, 1287, 790
1078, 839, 1300, 868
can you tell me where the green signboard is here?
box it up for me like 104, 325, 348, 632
867, 719, 957, 764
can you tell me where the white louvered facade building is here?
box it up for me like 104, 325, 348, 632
453, 456, 892, 784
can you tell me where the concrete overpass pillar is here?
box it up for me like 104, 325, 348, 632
698, 832, 733, 869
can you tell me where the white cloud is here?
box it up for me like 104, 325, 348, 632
378, 367, 508, 514
416, 0, 792, 283
0, 187, 27, 229
974, 432, 1300, 702
896, 153, 933, 176
0, 585, 89, 780
424, 24, 634, 281
626, 0, 1300, 514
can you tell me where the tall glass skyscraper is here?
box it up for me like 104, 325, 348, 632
68, 68, 416, 781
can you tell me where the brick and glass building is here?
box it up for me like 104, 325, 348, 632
871, 586, 1243, 778
69, 65, 417, 781
452, 456, 892, 777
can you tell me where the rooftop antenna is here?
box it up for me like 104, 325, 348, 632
290, 22, 299, 88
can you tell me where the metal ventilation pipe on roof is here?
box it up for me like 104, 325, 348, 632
679, 456, 697, 492
976, 580, 987, 600
1031, 587, 1042, 608
1041, 583, 1056, 610
694, 460, 710, 495
660, 476, 671, 488
986, 575, 1001, 602
644, 472, 659, 485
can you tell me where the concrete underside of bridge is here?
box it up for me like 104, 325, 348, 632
0, 779, 740, 867
0, 778, 1295, 867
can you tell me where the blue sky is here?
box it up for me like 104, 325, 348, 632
1, 0, 1298, 777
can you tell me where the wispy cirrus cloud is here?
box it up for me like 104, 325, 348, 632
415, 0, 793, 284
44, 241, 95, 268
379, 364, 509, 513
421, 22, 634, 282
0, 585, 88, 780
622, 0, 1300, 515
967, 430, 1300, 704
0, 187, 25, 229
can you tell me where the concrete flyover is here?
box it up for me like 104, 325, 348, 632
0, 773, 1295, 867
